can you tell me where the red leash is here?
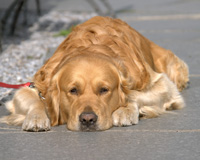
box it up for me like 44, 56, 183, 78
0, 82, 31, 89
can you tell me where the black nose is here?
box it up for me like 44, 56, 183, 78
79, 112, 98, 127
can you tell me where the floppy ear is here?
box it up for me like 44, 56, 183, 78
45, 75, 60, 126
115, 61, 133, 107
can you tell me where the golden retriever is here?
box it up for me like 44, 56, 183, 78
0, 16, 189, 131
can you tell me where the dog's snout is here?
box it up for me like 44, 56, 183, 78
79, 112, 98, 127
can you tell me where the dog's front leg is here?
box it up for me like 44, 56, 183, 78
22, 100, 51, 132
15, 87, 51, 132
112, 102, 139, 127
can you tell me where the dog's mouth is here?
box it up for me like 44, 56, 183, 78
79, 112, 99, 132
79, 124, 98, 132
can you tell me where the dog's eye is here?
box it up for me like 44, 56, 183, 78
100, 87, 109, 95
69, 88, 78, 95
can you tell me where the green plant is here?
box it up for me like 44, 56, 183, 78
54, 26, 74, 37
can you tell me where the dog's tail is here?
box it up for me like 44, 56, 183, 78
0, 114, 25, 126
139, 106, 164, 119
0, 101, 25, 126
139, 98, 184, 119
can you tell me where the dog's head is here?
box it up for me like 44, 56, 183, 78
45, 48, 131, 131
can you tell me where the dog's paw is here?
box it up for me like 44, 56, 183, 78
22, 111, 51, 132
112, 107, 139, 126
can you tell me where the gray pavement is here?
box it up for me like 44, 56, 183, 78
1, 0, 200, 160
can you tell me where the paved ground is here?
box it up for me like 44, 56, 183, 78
1, 0, 200, 160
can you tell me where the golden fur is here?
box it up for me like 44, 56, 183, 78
0, 16, 189, 131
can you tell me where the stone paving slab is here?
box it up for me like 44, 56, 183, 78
1, 0, 200, 160
0, 129, 200, 160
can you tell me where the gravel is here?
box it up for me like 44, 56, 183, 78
0, 11, 96, 100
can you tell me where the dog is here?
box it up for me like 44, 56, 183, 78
0, 16, 189, 132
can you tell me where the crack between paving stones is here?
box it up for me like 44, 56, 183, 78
106, 129, 200, 133
122, 13, 200, 21
1, 129, 200, 134
189, 74, 200, 77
